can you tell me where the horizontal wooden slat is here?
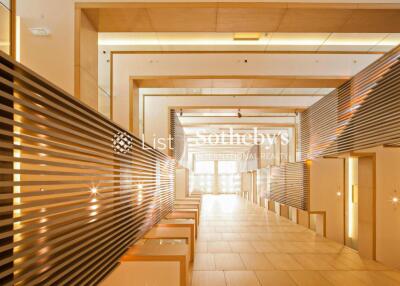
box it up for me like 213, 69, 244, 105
266, 162, 309, 210
0, 51, 175, 285
301, 46, 400, 159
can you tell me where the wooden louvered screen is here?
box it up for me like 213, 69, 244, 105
0, 51, 175, 285
169, 108, 176, 156
268, 162, 310, 210
301, 46, 400, 160
170, 109, 186, 167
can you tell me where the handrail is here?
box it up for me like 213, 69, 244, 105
0, 51, 175, 285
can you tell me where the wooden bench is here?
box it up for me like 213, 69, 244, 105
101, 241, 189, 286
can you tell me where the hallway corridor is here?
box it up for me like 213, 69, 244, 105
192, 195, 400, 286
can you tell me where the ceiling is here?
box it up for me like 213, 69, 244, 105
89, 2, 400, 158
0, 0, 10, 9
99, 32, 400, 53
100, 32, 398, 95
133, 76, 347, 89
0, 1, 10, 47
140, 87, 334, 96
108, 52, 381, 95
111, 53, 379, 77
82, 2, 400, 33
176, 107, 296, 155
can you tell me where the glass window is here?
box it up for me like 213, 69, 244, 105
218, 161, 237, 174
195, 160, 214, 174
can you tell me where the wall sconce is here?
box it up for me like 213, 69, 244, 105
90, 187, 98, 195
336, 185, 342, 197
391, 190, 399, 208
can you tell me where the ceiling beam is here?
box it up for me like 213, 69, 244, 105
111, 51, 386, 55
181, 123, 295, 127
143, 93, 325, 97
168, 106, 305, 112
80, 2, 400, 33
133, 75, 348, 88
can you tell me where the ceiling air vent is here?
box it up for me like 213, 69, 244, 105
29, 28, 51, 36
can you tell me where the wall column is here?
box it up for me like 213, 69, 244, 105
74, 8, 98, 110
129, 80, 140, 136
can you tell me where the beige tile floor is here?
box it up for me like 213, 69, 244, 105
191, 195, 400, 286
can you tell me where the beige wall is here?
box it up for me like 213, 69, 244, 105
241, 172, 252, 196
175, 168, 188, 199
367, 146, 400, 269
77, 10, 98, 109
18, 0, 75, 94
16, 0, 142, 95
17, 0, 101, 109
309, 148, 400, 269
358, 155, 375, 259
309, 157, 344, 244
0, 3, 11, 54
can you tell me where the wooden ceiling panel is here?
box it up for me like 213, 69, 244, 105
91, 8, 153, 32
83, 9, 99, 29
133, 76, 347, 88
136, 78, 176, 88
211, 78, 252, 88
250, 78, 295, 88
339, 10, 400, 33
289, 78, 347, 88
216, 7, 286, 32
277, 9, 353, 32
173, 78, 214, 88
80, 3, 400, 33
147, 7, 217, 32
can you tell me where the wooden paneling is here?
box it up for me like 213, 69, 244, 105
277, 8, 353, 32
147, 7, 218, 32
268, 162, 310, 210
10, 0, 16, 59
341, 9, 400, 33
129, 80, 140, 136
79, 3, 400, 33
0, 48, 15, 284
357, 155, 376, 260
75, 9, 98, 110
133, 76, 347, 89
301, 46, 400, 160
216, 6, 286, 32
170, 109, 186, 166
0, 51, 175, 285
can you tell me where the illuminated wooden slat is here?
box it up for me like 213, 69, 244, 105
267, 162, 310, 210
301, 46, 400, 159
0, 51, 175, 285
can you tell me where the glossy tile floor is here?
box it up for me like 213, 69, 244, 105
191, 195, 400, 286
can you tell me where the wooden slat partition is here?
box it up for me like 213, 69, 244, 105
268, 162, 310, 210
0, 51, 175, 285
170, 109, 186, 167
301, 45, 400, 160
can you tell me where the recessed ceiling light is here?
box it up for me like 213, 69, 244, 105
233, 33, 263, 41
